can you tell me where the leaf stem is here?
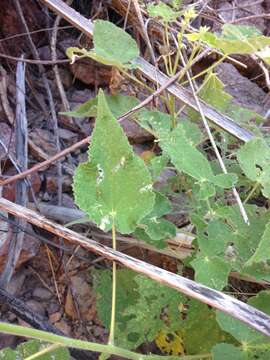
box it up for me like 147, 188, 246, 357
206, 198, 214, 219
24, 343, 62, 360
244, 182, 260, 204
0, 321, 206, 360
109, 221, 117, 345
121, 68, 153, 93
180, 54, 227, 87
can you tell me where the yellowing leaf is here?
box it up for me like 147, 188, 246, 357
73, 90, 155, 234
257, 46, 270, 65
155, 330, 185, 356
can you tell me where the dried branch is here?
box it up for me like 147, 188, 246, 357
0, 197, 270, 337
0, 58, 28, 287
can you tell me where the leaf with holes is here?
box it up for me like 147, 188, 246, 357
237, 138, 270, 199
73, 90, 155, 234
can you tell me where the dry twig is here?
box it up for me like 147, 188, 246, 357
0, 197, 270, 337
0, 58, 28, 287
14, 0, 63, 205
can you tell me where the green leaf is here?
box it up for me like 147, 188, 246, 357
217, 291, 270, 347
178, 299, 232, 354
212, 343, 245, 360
118, 274, 183, 349
191, 205, 270, 286
187, 24, 270, 55
61, 94, 139, 119
189, 71, 263, 128
150, 154, 169, 180
148, 191, 172, 218
159, 123, 214, 181
199, 72, 232, 112
60, 98, 97, 118
217, 312, 266, 345
138, 110, 222, 199
147, 3, 180, 22
191, 256, 231, 290
171, 0, 182, 9
134, 192, 176, 247
215, 205, 270, 274
137, 110, 172, 136
237, 138, 270, 199
93, 20, 139, 67
197, 220, 232, 257
246, 222, 270, 265
94, 270, 230, 353
66, 21, 139, 69
197, 181, 216, 200
179, 121, 203, 146
0, 340, 69, 360
73, 90, 155, 234
92, 268, 138, 329
248, 291, 270, 316
139, 217, 176, 243
222, 24, 262, 40
226, 104, 264, 128
213, 173, 238, 188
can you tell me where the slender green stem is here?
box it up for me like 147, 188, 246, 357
167, 45, 200, 125
0, 322, 212, 360
121, 69, 153, 93
165, 23, 173, 75
244, 182, 260, 204
25, 343, 62, 360
180, 54, 227, 86
169, 95, 177, 128
206, 198, 214, 219
0, 322, 141, 360
109, 221, 117, 345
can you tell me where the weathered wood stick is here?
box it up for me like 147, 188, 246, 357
0, 197, 270, 337
42, 0, 253, 143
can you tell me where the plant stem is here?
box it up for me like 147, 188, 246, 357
24, 343, 62, 360
180, 54, 227, 86
0, 322, 212, 360
0, 322, 142, 360
206, 198, 214, 219
244, 182, 260, 204
121, 68, 153, 93
165, 23, 173, 75
109, 221, 117, 345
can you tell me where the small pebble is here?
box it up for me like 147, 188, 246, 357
33, 287, 53, 301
